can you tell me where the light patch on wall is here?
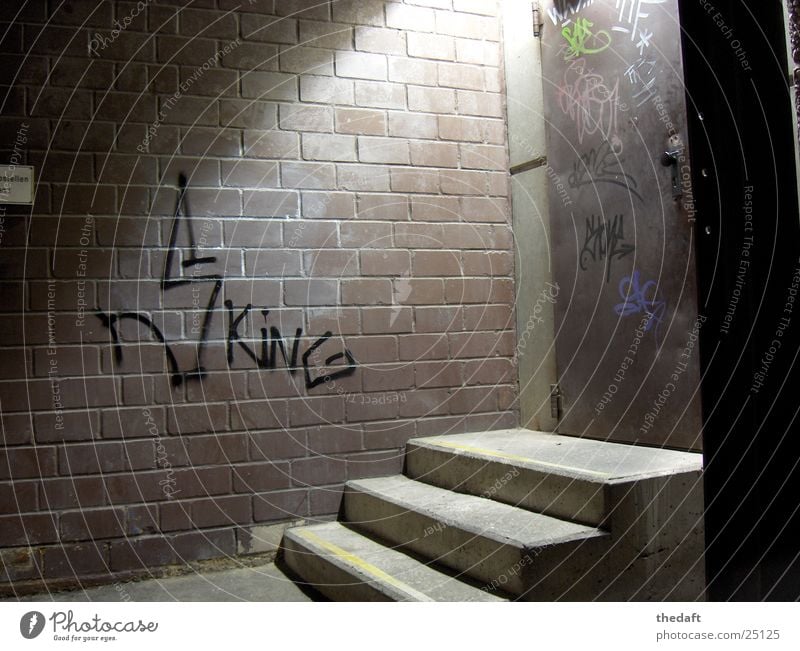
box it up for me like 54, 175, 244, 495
0, 165, 35, 205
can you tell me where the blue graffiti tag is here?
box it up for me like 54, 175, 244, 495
613, 270, 667, 341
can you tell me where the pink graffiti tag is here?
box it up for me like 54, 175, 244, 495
558, 58, 623, 144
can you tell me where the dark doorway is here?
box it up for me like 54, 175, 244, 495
680, 0, 800, 600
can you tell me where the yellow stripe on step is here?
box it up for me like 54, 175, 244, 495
426, 441, 612, 479
296, 529, 434, 602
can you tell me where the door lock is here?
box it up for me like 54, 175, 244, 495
660, 136, 684, 198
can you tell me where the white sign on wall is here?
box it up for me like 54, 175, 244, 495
0, 165, 35, 205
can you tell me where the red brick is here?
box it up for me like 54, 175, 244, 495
157, 35, 219, 65
409, 195, 460, 221
241, 14, 298, 44
435, 10, 499, 40
336, 51, 386, 81
355, 26, 406, 55
398, 334, 449, 361
292, 456, 346, 486
346, 449, 403, 479
449, 331, 515, 358
280, 103, 333, 132
249, 429, 308, 460
220, 99, 277, 130
339, 221, 393, 248
242, 129, 300, 159
412, 251, 463, 277
446, 277, 514, 304
307, 425, 363, 454
221, 42, 280, 71
332, 0, 386, 27
300, 20, 353, 50
338, 164, 391, 191
308, 484, 343, 516
243, 190, 300, 217
34, 409, 99, 443
305, 249, 360, 276
281, 161, 336, 189
336, 108, 387, 135
363, 420, 418, 448
303, 133, 357, 162
0, 447, 57, 480
388, 56, 437, 85
300, 75, 354, 104
167, 404, 228, 435
232, 461, 292, 492
464, 358, 515, 385
360, 250, 410, 276
361, 306, 412, 334
391, 168, 440, 194
358, 136, 409, 164
304, 307, 361, 336
399, 387, 451, 417
171, 528, 236, 561
221, 159, 279, 187
441, 223, 513, 249
415, 361, 464, 388
0, 481, 38, 515
463, 304, 514, 330
341, 278, 392, 305
302, 191, 356, 219
40, 476, 106, 511
179, 8, 238, 39
109, 536, 175, 571
180, 127, 241, 157
191, 495, 252, 527
340, 394, 397, 425
394, 223, 444, 248
0, 513, 58, 546
288, 396, 345, 426
460, 196, 510, 222
231, 400, 290, 431
40, 542, 108, 579
158, 94, 218, 126
49, 58, 114, 90
355, 80, 406, 109
361, 363, 414, 391
253, 488, 308, 522
386, 3, 435, 31
457, 89, 504, 118
407, 31, 454, 60
61, 507, 126, 542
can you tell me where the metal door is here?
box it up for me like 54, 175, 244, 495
540, 0, 703, 450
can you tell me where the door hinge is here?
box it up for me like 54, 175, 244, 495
550, 383, 562, 420
533, 2, 543, 38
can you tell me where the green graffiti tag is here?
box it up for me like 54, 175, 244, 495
562, 17, 611, 59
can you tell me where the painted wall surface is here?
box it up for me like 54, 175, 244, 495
501, 0, 557, 432
0, 0, 517, 589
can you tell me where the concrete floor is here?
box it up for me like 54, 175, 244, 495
7, 562, 313, 602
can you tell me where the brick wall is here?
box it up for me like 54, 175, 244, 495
0, 0, 516, 590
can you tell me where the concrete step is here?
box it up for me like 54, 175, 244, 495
406, 429, 703, 526
343, 475, 610, 597
282, 521, 504, 602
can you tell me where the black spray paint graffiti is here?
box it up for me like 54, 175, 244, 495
580, 214, 635, 282
568, 140, 643, 202
97, 174, 357, 390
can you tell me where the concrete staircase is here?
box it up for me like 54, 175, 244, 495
281, 429, 705, 601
